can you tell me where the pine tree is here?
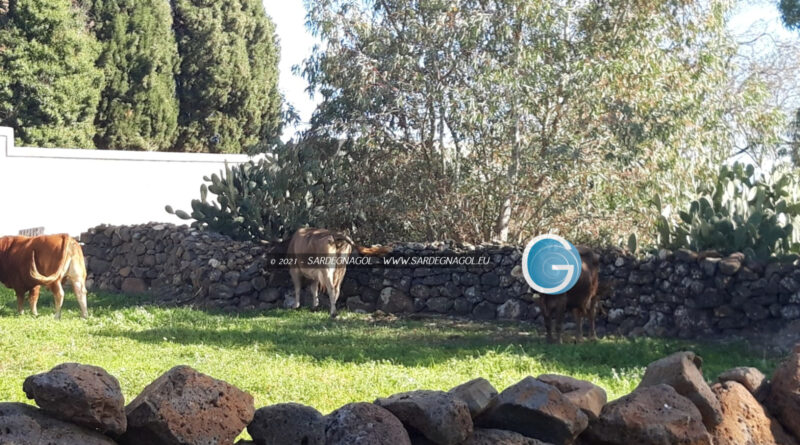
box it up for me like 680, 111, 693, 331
84, 0, 180, 151
172, 0, 281, 154
0, 0, 103, 147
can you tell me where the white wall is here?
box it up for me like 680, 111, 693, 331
0, 127, 258, 237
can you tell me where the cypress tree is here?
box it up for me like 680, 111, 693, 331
172, 0, 281, 154
84, 0, 180, 151
0, 0, 103, 147
781, 0, 800, 29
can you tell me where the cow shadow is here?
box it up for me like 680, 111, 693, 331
0, 288, 159, 317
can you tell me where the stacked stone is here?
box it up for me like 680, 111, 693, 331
600, 248, 800, 338
341, 242, 536, 321
82, 223, 278, 312
80, 224, 541, 320
4, 346, 800, 444
81, 223, 800, 337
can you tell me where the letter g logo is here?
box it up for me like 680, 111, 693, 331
521, 234, 582, 295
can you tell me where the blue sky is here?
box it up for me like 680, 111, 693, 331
263, 1, 799, 141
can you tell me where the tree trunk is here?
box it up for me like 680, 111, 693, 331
493, 15, 522, 243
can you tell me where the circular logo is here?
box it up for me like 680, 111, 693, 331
522, 234, 582, 295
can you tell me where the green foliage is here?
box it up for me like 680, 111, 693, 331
172, 0, 282, 154
83, 0, 180, 151
0, 0, 103, 147
303, 0, 778, 243
655, 163, 800, 261
167, 138, 355, 242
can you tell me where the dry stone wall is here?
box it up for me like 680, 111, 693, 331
80, 223, 800, 338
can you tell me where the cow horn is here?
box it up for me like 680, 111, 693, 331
29, 251, 62, 284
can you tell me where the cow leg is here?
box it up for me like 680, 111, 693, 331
70, 279, 88, 319
16, 290, 25, 315
540, 297, 553, 343
321, 271, 338, 318
49, 282, 65, 320
554, 304, 565, 344
309, 282, 320, 309
66, 252, 88, 319
289, 268, 302, 309
543, 316, 552, 343
573, 308, 584, 343
589, 298, 598, 341
544, 315, 556, 343
28, 286, 41, 317
328, 286, 340, 318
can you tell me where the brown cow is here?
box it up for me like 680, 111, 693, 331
0, 234, 88, 319
287, 228, 390, 318
539, 245, 601, 343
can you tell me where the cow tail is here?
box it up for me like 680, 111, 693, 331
29, 235, 71, 284
331, 232, 392, 256
355, 245, 393, 256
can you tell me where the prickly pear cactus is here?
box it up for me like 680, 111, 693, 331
655, 162, 800, 262
166, 138, 354, 242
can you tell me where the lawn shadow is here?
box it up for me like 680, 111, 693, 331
91, 305, 776, 377
2, 287, 775, 378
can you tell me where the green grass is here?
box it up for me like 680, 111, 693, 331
0, 288, 778, 416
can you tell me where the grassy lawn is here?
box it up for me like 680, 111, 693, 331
0, 288, 778, 418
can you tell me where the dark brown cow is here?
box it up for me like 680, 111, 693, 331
0, 234, 88, 319
539, 245, 601, 343
287, 228, 390, 318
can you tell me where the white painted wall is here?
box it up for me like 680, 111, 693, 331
0, 127, 259, 237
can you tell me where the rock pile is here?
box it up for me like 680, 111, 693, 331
2, 346, 800, 444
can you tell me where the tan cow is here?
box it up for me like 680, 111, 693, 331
0, 234, 88, 319
287, 228, 390, 318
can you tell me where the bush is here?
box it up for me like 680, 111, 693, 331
655, 162, 800, 261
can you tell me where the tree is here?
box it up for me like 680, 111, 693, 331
793, 110, 800, 165
778, 0, 800, 165
83, 0, 180, 151
172, 0, 282, 154
303, 0, 777, 244
0, 0, 103, 147
781, 0, 800, 29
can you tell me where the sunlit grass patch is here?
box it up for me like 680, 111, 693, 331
0, 288, 777, 416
